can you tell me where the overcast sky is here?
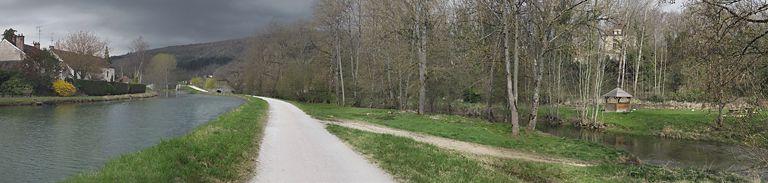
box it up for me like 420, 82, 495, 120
0, 0, 316, 54
0, 0, 686, 55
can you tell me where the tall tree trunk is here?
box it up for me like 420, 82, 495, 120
486, 57, 495, 120
633, 8, 648, 96
505, 1, 520, 136
336, 29, 346, 105
416, 1, 428, 115
529, 54, 544, 131
633, 33, 644, 96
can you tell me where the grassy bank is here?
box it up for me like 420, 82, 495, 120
541, 107, 768, 148
0, 91, 158, 106
297, 102, 622, 162
297, 102, 745, 181
66, 96, 268, 182
328, 125, 744, 182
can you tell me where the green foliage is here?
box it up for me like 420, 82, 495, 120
147, 53, 177, 87
189, 77, 204, 87
177, 56, 233, 70
0, 92, 156, 106
104, 46, 111, 64
22, 50, 63, 85
329, 125, 745, 182
2, 28, 15, 42
462, 88, 481, 103
328, 125, 521, 182
296, 102, 623, 161
0, 70, 18, 84
204, 78, 217, 89
0, 76, 33, 96
69, 79, 146, 96
668, 90, 705, 102
131, 76, 139, 84
66, 97, 267, 182
181, 85, 199, 94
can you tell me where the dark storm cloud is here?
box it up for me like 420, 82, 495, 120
0, 0, 316, 54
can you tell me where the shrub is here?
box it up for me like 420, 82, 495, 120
53, 80, 77, 97
69, 79, 146, 96
462, 88, 482, 103
190, 77, 204, 87
0, 76, 33, 96
0, 70, 18, 84
204, 78, 217, 89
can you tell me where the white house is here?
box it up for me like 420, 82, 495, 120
0, 35, 27, 70
0, 34, 114, 82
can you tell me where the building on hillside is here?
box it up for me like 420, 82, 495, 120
603, 28, 625, 61
603, 88, 633, 112
571, 26, 633, 64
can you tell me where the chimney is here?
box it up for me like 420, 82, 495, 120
14, 34, 24, 50
33, 42, 40, 49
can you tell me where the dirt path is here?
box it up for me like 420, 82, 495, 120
322, 120, 593, 167
250, 97, 394, 183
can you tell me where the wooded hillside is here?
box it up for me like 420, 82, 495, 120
112, 38, 249, 80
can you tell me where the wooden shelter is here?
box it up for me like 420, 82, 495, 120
603, 88, 633, 112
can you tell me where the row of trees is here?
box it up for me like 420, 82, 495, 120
220, 0, 767, 134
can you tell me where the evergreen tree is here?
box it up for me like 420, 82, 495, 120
104, 46, 111, 64
2, 28, 16, 42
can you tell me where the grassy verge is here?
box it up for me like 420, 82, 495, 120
296, 102, 623, 162
394, 100, 767, 148
66, 96, 268, 182
0, 91, 158, 106
542, 106, 768, 148
329, 125, 744, 182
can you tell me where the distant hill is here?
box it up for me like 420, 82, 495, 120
111, 38, 251, 80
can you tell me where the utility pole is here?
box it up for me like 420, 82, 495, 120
36, 26, 41, 43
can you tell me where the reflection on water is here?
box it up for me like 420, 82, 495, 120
543, 127, 767, 179
0, 94, 244, 183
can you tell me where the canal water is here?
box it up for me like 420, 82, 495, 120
542, 126, 767, 179
0, 94, 244, 183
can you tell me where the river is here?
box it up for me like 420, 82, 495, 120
542, 126, 767, 179
0, 94, 244, 183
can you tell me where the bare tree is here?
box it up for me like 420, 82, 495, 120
130, 37, 150, 83
55, 31, 107, 57
414, 0, 430, 114
54, 31, 109, 79
503, 0, 521, 136
147, 53, 177, 96
525, 0, 590, 131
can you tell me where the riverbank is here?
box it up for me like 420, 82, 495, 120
0, 91, 158, 107
65, 96, 268, 182
544, 107, 768, 148
296, 102, 747, 182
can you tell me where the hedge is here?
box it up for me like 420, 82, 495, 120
68, 79, 146, 96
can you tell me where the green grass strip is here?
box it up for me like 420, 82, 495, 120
327, 124, 522, 182
66, 96, 268, 182
296, 102, 623, 162
328, 125, 745, 183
